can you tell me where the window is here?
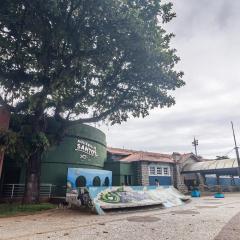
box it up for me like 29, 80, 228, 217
149, 166, 155, 175
157, 167, 162, 175
124, 175, 132, 185
149, 165, 170, 176
164, 167, 169, 175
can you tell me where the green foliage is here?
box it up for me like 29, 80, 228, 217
0, 129, 17, 153
0, 0, 185, 202
0, 122, 50, 162
0, 203, 55, 217
0, 0, 184, 170
0, 0, 184, 126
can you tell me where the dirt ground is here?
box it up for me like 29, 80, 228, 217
0, 193, 240, 240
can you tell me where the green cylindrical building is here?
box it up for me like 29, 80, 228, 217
41, 124, 107, 187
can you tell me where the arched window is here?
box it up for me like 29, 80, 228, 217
104, 177, 110, 186
75, 176, 86, 187
93, 176, 101, 186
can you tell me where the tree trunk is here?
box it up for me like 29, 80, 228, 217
22, 114, 45, 204
22, 149, 42, 204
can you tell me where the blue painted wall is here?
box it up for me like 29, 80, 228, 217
206, 177, 240, 186
67, 168, 112, 188
149, 176, 172, 186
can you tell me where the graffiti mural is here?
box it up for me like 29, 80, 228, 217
67, 168, 112, 189
88, 186, 190, 214
66, 168, 112, 207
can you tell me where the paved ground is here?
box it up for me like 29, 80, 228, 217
0, 193, 240, 240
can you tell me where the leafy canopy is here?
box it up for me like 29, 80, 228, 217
0, 0, 184, 125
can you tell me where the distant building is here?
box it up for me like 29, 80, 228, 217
105, 147, 200, 191
182, 158, 240, 190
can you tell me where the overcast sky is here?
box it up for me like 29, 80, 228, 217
98, 0, 240, 158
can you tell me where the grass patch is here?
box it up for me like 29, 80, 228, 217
0, 203, 56, 218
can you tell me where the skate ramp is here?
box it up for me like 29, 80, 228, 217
88, 186, 190, 215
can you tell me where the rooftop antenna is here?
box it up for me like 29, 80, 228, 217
192, 137, 198, 156
231, 121, 240, 177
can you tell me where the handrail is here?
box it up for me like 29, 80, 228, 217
1, 183, 57, 199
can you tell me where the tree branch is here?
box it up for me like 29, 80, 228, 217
62, 92, 128, 126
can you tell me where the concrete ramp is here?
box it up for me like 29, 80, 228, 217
88, 186, 190, 215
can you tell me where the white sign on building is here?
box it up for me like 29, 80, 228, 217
75, 139, 98, 159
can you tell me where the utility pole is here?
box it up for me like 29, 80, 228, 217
231, 121, 240, 177
192, 137, 198, 156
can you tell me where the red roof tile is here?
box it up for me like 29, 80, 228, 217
107, 147, 174, 163
107, 147, 134, 155
121, 152, 174, 163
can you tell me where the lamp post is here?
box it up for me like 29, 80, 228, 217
231, 121, 240, 177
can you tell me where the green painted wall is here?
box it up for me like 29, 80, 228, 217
41, 124, 107, 187
104, 161, 135, 186
119, 162, 133, 185
104, 162, 120, 185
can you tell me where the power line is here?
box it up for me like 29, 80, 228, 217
222, 148, 235, 157
199, 148, 234, 159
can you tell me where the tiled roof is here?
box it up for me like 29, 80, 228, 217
107, 147, 134, 155
120, 152, 174, 163
107, 147, 174, 163
182, 158, 238, 173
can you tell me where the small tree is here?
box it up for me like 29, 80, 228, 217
0, 0, 184, 203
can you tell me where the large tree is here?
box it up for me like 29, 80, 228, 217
0, 0, 184, 203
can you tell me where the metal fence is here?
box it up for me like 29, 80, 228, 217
1, 184, 56, 199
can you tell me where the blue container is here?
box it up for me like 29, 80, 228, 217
214, 193, 224, 198
191, 190, 201, 197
